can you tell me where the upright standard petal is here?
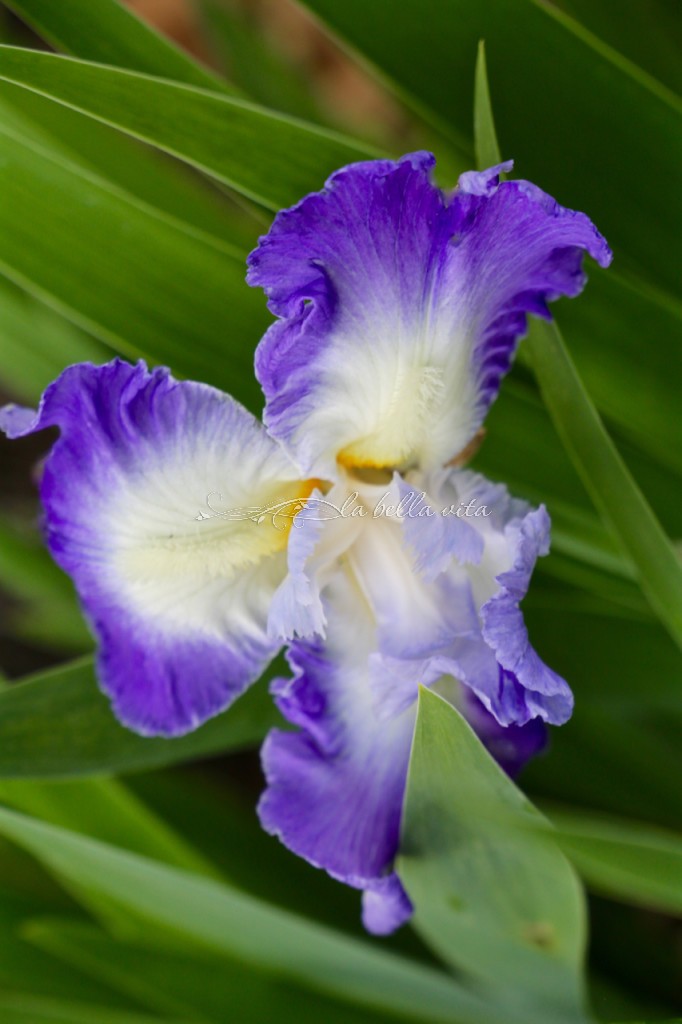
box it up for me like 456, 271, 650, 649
0, 360, 312, 736
248, 153, 611, 477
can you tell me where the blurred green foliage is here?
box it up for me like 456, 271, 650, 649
0, 1, 679, 1022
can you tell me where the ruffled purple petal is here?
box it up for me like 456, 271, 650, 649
456, 168, 611, 419
405, 468, 573, 727
260, 621, 549, 934
343, 466, 571, 728
258, 533, 554, 933
481, 505, 574, 724
248, 152, 611, 476
0, 359, 305, 736
259, 630, 416, 884
259, 572, 418, 927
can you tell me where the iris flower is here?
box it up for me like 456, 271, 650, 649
0, 154, 610, 932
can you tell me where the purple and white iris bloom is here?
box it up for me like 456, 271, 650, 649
0, 153, 610, 934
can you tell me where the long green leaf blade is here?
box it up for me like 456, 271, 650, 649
299, 0, 682, 296
557, 269, 682, 477
5, 0, 228, 92
0, 276, 109, 402
473, 37, 682, 652
398, 688, 589, 1024
0, 658, 280, 779
547, 808, 682, 917
0, 778, 217, 878
0, 888, 127, 1008
0, 776, 219, 932
525, 318, 682, 652
0, 995, 195, 1024
473, 41, 501, 171
198, 0, 323, 123
25, 921, 399, 1024
300, 0, 682, 483
0, 46, 376, 210
0, 81, 265, 252
0, 805, 505, 1024
552, 0, 682, 95
0, 43, 678, 483
0, 123, 268, 401
1, 2, 269, 253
